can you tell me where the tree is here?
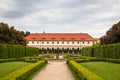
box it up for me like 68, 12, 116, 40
100, 21, 120, 45
25, 31, 30, 36
0, 22, 27, 46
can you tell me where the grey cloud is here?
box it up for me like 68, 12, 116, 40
2, 10, 25, 18
0, 0, 120, 38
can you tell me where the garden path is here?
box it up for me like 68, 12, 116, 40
33, 60, 74, 80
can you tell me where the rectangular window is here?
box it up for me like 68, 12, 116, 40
57, 42, 59, 44
88, 42, 90, 44
47, 42, 49, 44
52, 42, 54, 44
72, 42, 74, 44
37, 42, 39, 44
77, 42, 79, 44
67, 42, 69, 44
83, 42, 84, 44
32, 42, 34, 44
42, 42, 44, 44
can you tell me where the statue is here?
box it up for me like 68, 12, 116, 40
56, 48, 60, 59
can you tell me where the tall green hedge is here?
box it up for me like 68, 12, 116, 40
26, 47, 39, 56
94, 44, 120, 59
81, 44, 120, 59
81, 47, 94, 57
0, 44, 40, 59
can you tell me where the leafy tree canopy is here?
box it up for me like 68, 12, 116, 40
0, 22, 27, 46
100, 21, 120, 45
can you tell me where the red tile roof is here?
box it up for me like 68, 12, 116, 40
25, 33, 98, 41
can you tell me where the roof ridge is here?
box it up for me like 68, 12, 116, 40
30, 33, 88, 34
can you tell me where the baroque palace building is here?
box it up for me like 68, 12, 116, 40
25, 33, 99, 49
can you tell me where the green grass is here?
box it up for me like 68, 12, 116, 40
80, 62, 120, 80
0, 61, 32, 78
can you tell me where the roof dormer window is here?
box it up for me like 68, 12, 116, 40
41, 38, 46, 39
51, 38, 56, 40
32, 38, 36, 39
71, 38, 75, 40
61, 38, 65, 40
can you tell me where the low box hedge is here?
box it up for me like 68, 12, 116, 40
75, 57, 120, 64
0, 58, 23, 63
68, 60, 103, 80
0, 60, 46, 80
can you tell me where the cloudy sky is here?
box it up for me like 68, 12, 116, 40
0, 0, 120, 38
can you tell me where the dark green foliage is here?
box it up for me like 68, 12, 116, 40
26, 47, 39, 56
100, 21, 120, 45
0, 44, 40, 59
94, 44, 120, 59
25, 31, 30, 37
0, 22, 27, 46
81, 44, 120, 59
81, 47, 94, 57
39, 48, 80, 54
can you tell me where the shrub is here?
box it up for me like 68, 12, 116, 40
26, 47, 39, 56
0, 60, 46, 80
81, 44, 120, 59
75, 57, 120, 64
0, 44, 40, 59
68, 60, 103, 80
81, 47, 94, 57
0, 58, 23, 63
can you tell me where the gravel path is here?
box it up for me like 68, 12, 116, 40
33, 60, 74, 80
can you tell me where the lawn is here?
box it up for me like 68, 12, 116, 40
0, 61, 32, 78
80, 62, 120, 80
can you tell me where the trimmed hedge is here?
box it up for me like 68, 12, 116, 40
81, 47, 94, 57
0, 44, 40, 59
0, 56, 48, 63
81, 44, 120, 59
0, 60, 46, 80
68, 60, 103, 80
75, 58, 120, 64
94, 44, 120, 59
0, 58, 23, 63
